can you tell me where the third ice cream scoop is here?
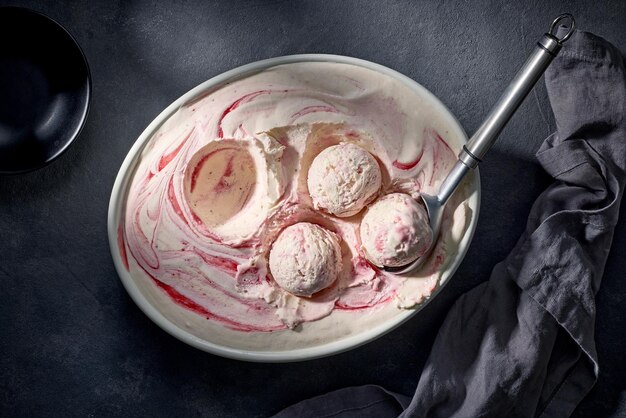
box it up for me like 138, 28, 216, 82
360, 193, 433, 268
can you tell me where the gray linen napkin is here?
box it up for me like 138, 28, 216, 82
274, 29, 626, 418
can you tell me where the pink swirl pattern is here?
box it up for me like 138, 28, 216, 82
118, 62, 466, 334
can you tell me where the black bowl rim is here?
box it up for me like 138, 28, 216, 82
0, 6, 92, 175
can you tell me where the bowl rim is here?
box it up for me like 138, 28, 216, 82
107, 54, 481, 362
0, 6, 92, 175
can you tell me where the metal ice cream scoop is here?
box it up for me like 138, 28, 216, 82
386, 14, 575, 275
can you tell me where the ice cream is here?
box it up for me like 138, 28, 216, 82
360, 193, 433, 267
307, 143, 382, 217
268, 222, 342, 297
182, 134, 285, 243
117, 61, 473, 350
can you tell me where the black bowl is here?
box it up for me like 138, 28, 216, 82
0, 7, 91, 174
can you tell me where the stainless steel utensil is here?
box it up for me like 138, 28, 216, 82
387, 13, 575, 274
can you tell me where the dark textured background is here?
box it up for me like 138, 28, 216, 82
1, 1, 624, 417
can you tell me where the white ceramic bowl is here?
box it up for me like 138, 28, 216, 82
108, 54, 480, 362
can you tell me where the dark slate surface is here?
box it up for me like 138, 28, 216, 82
0, 1, 624, 417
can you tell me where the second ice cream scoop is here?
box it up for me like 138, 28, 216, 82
307, 143, 382, 217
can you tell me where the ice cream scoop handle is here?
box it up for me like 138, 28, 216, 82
393, 15, 575, 275
458, 13, 575, 170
